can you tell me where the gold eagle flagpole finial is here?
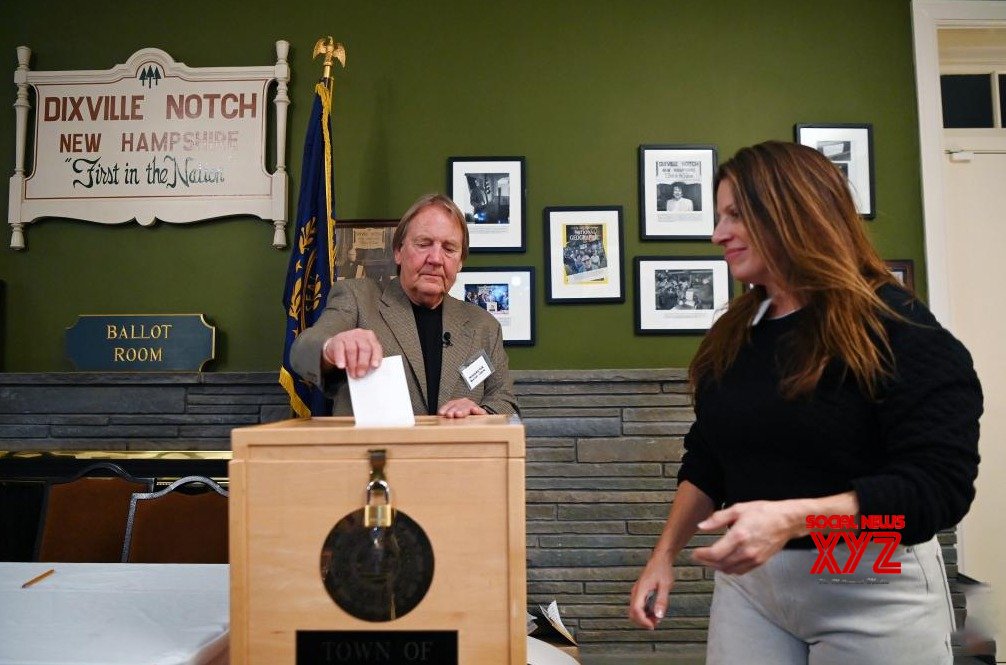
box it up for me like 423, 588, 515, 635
313, 36, 346, 89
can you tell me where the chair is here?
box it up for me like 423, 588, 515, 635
35, 462, 154, 562
121, 475, 229, 564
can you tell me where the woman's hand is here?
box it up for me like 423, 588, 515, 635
627, 481, 717, 630
628, 552, 674, 630
690, 499, 805, 575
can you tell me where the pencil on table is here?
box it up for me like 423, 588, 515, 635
21, 568, 55, 589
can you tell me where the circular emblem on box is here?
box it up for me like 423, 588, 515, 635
320, 509, 434, 622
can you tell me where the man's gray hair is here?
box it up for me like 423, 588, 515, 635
392, 193, 469, 262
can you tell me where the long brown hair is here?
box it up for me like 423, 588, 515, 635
690, 141, 900, 399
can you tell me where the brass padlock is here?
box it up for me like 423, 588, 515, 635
363, 479, 394, 527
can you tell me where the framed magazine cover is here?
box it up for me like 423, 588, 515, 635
634, 256, 731, 334
448, 267, 535, 345
334, 219, 398, 292
794, 123, 875, 219
447, 156, 526, 252
544, 206, 625, 304
639, 144, 717, 239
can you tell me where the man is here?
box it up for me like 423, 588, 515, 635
665, 184, 694, 212
291, 193, 518, 418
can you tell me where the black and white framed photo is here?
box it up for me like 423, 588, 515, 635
448, 267, 535, 345
639, 144, 717, 239
885, 259, 915, 292
634, 257, 731, 334
447, 156, 526, 252
544, 206, 625, 303
794, 124, 875, 219
334, 219, 398, 292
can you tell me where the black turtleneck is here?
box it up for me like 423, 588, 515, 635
411, 302, 443, 415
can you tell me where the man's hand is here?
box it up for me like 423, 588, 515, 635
437, 398, 486, 419
322, 329, 383, 379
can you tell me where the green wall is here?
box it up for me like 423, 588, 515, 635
0, 0, 922, 372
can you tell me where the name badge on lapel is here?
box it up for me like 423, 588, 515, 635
460, 351, 494, 390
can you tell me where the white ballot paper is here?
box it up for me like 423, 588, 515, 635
347, 355, 416, 427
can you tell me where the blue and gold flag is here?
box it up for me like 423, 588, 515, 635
280, 83, 337, 417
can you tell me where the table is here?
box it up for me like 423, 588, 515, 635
0, 562, 228, 665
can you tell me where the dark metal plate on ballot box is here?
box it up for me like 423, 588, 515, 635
296, 630, 457, 664
321, 508, 435, 622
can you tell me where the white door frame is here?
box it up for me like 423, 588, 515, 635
913, 0, 1006, 324
912, 0, 1006, 574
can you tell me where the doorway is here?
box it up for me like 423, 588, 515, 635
914, 2, 1006, 661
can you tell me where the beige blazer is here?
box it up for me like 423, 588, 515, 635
290, 278, 518, 416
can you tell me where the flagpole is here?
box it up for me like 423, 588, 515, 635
310, 36, 345, 289
312, 36, 346, 92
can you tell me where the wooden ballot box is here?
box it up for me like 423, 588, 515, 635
229, 416, 527, 664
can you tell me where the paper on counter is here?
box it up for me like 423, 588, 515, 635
347, 355, 416, 427
527, 637, 580, 665
540, 600, 577, 645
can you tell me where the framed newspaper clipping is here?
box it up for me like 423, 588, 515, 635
334, 219, 398, 292
794, 123, 875, 219
634, 256, 731, 334
544, 206, 625, 304
448, 267, 535, 345
639, 144, 717, 239
448, 156, 526, 252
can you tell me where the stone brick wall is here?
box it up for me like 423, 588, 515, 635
0, 373, 291, 448
0, 370, 964, 658
517, 369, 703, 657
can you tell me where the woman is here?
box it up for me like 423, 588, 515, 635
665, 184, 695, 212
628, 141, 981, 664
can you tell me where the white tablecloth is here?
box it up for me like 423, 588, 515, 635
0, 562, 229, 665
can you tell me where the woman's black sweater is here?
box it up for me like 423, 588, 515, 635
678, 285, 983, 546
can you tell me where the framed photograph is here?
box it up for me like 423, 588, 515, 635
639, 144, 717, 239
448, 267, 535, 345
544, 206, 625, 303
795, 123, 875, 219
634, 257, 731, 334
334, 219, 398, 291
885, 259, 915, 292
448, 156, 526, 252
